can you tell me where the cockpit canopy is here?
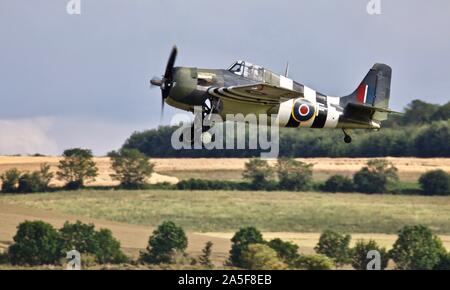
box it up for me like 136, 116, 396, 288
227, 60, 264, 81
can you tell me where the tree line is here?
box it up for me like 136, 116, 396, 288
2, 154, 449, 195
122, 99, 450, 158
0, 147, 155, 193
1, 219, 449, 270
178, 158, 450, 196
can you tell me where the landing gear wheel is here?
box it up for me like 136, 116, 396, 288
342, 129, 352, 144
201, 131, 213, 145
344, 135, 352, 144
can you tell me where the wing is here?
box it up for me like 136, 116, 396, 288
207, 83, 302, 105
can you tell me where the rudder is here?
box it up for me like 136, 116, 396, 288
343, 63, 392, 109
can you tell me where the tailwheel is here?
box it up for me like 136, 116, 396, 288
342, 129, 352, 144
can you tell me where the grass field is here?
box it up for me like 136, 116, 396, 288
2, 189, 450, 234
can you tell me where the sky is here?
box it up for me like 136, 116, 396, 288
0, 0, 449, 155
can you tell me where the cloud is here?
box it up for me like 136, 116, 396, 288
0, 116, 156, 156
0, 117, 58, 155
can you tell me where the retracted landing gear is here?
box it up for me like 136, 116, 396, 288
342, 129, 352, 144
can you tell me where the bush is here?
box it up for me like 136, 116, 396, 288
321, 175, 354, 192
419, 170, 450, 196
176, 178, 249, 191
57, 148, 98, 189
267, 238, 299, 264
351, 239, 389, 270
276, 158, 313, 191
108, 148, 155, 189
0, 251, 9, 264
241, 244, 287, 270
140, 221, 188, 264
17, 172, 43, 193
434, 252, 450, 270
242, 159, 274, 190
59, 221, 99, 255
94, 228, 128, 264
0, 168, 21, 193
59, 221, 127, 264
390, 225, 446, 270
199, 241, 213, 268
8, 221, 61, 265
2, 164, 54, 194
314, 229, 351, 267
353, 159, 399, 193
229, 227, 265, 268
293, 254, 334, 270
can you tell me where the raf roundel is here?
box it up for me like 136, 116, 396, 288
292, 99, 316, 122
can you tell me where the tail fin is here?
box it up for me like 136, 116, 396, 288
342, 63, 392, 122
343, 63, 392, 109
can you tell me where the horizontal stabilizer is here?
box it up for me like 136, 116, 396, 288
346, 102, 402, 114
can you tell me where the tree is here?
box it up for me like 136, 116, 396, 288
353, 159, 398, 193
389, 225, 446, 270
140, 221, 188, 264
37, 163, 54, 191
229, 227, 265, 268
267, 238, 299, 264
419, 170, 450, 196
351, 239, 389, 270
402, 99, 439, 125
8, 221, 61, 265
15, 164, 53, 193
431, 101, 450, 121
59, 221, 127, 264
242, 159, 274, 189
293, 254, 334, 270
241, 244, 287, 270
321, 175, 354, 192
0, 168, 21, 193
57, 148, 98, 189
199, 241, 213, 268
108, 148, 155, 189
276, 158, 313, 191
415, 121, 450, 157
314, 229, 352, 267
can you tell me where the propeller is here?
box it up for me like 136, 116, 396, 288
150, 46, 178, 121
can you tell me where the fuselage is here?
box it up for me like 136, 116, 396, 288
165, 61, 380, 130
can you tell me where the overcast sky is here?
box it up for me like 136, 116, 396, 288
1, 0, 449, 155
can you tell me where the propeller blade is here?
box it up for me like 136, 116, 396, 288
164, 46, 178, 82
160, 98, 165, 122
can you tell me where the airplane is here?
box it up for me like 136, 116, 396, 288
150, 46, 396, 144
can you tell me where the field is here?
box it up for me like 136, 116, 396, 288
3, 189, 450, 234
1, 190, 450, 266
1, 156, 450, 267
1, 156, 449, 184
